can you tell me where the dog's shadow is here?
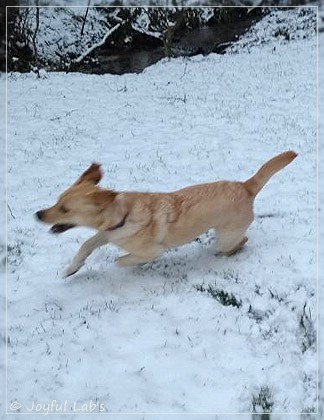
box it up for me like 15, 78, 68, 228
65, 231, 250, 291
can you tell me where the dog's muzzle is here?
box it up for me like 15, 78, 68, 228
35, 210, 45, 220
35, 211, 75, 234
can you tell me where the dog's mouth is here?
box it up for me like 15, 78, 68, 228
50, 223, 76, 234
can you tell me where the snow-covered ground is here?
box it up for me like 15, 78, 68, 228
3, 8, 319, 419
228, 7, 317, 52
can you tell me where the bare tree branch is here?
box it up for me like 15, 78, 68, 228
32, 0, 40, 59
81, 0, 91, 37
74, 22, 122, 64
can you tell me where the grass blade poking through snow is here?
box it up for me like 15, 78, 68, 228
195, 283, 242, 308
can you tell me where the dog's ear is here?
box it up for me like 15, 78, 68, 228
75, 163, 102, 185
86, 190, 117, 208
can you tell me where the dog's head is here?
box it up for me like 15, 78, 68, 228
35, 163, 121, 233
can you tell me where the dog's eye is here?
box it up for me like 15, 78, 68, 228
61, 206, 69, 214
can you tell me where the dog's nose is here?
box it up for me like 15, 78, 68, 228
35, 210, 44, 220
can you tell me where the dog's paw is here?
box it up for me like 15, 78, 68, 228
116, 254, 143, 267
64, 263, 83, 278
116, 255, 132, 267
217, 236, 248, 257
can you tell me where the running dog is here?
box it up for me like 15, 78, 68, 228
35, 151, 297, 277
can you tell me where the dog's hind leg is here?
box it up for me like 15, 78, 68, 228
117, 246, 163, 267
216, 229, 248, 256
65, 231, 110, 277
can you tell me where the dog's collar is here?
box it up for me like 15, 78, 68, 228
106, 213, 129, 231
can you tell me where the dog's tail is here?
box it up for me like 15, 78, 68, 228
243, 151, 297, 197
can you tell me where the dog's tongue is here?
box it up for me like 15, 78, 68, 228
50, 224, 75, 234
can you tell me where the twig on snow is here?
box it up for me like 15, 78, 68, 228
7, 204, 16, 220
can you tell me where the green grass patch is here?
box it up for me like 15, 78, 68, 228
195, 283, 241, 308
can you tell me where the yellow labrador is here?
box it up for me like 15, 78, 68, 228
36, 151, 297, 276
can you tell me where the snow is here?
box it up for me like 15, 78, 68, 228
3, 8, 320, 419
26, 7, 110, 67
6, 41, 317, 416
229, 7, 317, 53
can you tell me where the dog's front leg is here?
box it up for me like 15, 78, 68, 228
65, 231, 110, 277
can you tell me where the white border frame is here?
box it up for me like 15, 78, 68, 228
5, 4, 319, 416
